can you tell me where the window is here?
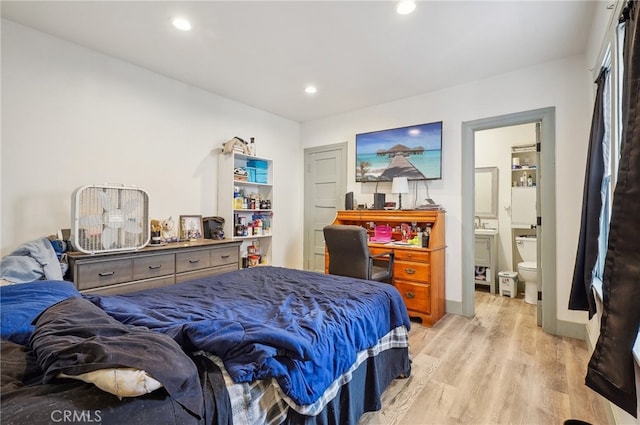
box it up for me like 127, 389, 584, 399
592, 12, 626, 297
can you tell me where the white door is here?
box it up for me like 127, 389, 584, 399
303, 143, 347, 272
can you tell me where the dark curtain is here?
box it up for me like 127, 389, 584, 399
586, 0, 640, 417
568, 68, 608, 318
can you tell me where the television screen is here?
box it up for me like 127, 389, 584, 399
355, 121, 442, 182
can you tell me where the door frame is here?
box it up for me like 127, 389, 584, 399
461, 107, 557, 334
303, 142, 348, 271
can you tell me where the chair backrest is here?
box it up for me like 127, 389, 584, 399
323, 225, 370, 279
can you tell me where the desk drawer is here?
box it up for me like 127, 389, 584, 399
76, 259, 133, 290
395, 280, 431, 314
211, 246, 239, 267
394, 260, 430, 282
176, 249, 212, 273
133, 253, 175, 280
369, 246, 394, 256
394, 249, 430, 263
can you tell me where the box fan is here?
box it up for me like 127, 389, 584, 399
71, 184, 150, 254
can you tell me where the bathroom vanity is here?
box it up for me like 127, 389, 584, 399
474, 228, 498, 293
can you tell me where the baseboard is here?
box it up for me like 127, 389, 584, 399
555, 318, 587, 340
446, 299, 463, 316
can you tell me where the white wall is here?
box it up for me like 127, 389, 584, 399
301, 55, 591, 322
0, 20, 304, 268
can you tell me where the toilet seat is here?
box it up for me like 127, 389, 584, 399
518, 261, 536, 271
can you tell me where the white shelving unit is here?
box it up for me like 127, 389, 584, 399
218, 151, 273, 267
511, 144, 537, 229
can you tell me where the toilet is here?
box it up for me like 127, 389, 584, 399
515, 236, 537, 304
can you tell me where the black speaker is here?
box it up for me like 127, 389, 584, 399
345, 192, 354, 210
373, 193, 386, 210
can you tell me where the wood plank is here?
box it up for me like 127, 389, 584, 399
359, 291, 609, 425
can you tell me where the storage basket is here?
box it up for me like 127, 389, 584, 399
371, 225, 392, 242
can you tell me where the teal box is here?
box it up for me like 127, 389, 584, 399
247, 160, 268, 169
246, 167, 256, 182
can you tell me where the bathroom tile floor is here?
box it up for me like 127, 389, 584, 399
359, 291, 609, 425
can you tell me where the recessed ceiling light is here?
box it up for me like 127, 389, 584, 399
305, 86, 317, 94
395, 1, 416, 15
172, 17, 192, 31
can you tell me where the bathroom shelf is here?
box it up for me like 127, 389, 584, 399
511, 144, 537, 188
511, 144, 537, 229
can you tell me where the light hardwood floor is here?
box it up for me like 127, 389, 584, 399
360, 291, 609, 425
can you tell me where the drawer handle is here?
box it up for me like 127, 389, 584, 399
148, 265, 162, 270
405, 268, 416, 275
98, 271, 115, 277
405, 291, 416, 299
189, 259, 200, 264
221, 255, 230, 259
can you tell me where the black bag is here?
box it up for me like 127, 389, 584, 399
203, 216, 225, 240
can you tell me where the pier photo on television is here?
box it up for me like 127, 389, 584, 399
355, 121, 442, 182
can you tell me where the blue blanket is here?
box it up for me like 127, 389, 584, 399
86, 266, 410, 406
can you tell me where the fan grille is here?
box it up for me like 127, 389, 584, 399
71, 185, 150, 254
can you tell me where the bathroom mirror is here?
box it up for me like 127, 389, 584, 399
475, 167, 499, 218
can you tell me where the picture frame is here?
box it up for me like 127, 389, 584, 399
355, 121, 443, 182
179, 215, 203, 241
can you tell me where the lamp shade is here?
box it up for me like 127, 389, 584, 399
392, 177, 409, 194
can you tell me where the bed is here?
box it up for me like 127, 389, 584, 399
1, 266, 411, 425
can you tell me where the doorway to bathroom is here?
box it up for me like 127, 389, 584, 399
461, 107, 558, 335
474, 123, 539, 308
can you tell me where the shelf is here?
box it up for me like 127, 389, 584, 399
234, 234, 272, 240
511, 144, 536, 153
219, 151, 274, 266
234, 180, 272, 187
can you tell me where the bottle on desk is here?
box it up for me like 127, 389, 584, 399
422, 224, 432, 248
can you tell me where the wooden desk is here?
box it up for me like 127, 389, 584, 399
327, 210, 446, 327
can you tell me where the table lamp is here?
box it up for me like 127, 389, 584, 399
392, 177, 409, 210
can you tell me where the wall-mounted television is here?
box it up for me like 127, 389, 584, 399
355, 121, 442, 182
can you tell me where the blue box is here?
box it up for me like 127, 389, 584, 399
246, 167, 256, 182
247, 160, 268, 169
255, 170, 268, 183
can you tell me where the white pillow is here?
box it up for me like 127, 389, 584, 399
59, 368, 163, 399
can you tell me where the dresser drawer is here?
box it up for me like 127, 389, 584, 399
76, 259, 133, 290
394, 249, 430, 263
211, 246, 239, 267
394, 260, 431, 282
133, 253, 175, 280
82, 275, 176, 295
176, 249, 212, 273
395, 280, 431, 315
175, 263, 239, 284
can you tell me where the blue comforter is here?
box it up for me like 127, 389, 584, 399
86, 266, 410, 406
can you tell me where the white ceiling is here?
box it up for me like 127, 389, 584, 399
1, 1, 597, 123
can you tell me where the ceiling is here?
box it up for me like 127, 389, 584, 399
1, 1, 597, 123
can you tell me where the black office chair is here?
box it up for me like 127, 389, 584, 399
323, 225, 394, 282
